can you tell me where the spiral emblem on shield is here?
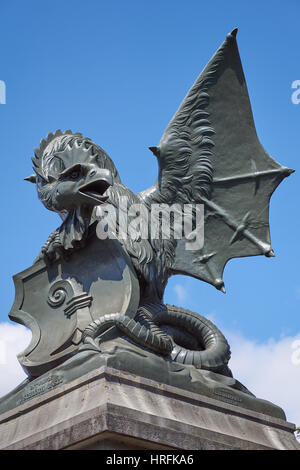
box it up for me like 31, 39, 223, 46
47, 280, 74, 308
48, 288, 66, 307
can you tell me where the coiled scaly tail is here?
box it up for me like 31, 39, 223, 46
82, 303, 231, 374
82, 306, 173, 355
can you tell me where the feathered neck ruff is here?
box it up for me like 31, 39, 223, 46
58, 206, 96, 251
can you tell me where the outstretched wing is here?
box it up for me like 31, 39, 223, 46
139, 29, 293, 292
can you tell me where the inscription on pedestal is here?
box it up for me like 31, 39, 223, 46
213, 388, 243, 406
17, 375, 63, 405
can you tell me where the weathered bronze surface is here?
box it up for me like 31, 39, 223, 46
0, 30, 293, 418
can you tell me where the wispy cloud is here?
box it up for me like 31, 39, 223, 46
0, 323, 31, 397
227, 329, 300, 427
173, 284, 187, 303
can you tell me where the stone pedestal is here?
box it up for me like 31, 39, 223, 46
0, 366, 298, 450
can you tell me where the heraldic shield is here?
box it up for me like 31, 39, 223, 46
9, 228, 140, 378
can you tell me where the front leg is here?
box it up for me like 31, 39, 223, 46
34, 229, 67, 264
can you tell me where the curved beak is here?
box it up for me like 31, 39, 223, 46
78, 169, 113, 205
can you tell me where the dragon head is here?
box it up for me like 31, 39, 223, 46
25, 130, 120, 215
25, 130, 123, 254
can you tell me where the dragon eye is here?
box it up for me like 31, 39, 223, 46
58, 165, 82, 181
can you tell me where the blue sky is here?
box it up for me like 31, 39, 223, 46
0, 0, 299, 423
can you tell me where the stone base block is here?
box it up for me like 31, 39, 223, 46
0, 367, 299, 450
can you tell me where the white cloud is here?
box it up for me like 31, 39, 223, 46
173, 284, 187, 303
0, 323, 31, 397
226, 329, 300, 427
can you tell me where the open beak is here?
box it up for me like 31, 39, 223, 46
78, 178, 111, 205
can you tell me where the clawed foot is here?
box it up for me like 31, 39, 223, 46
35, 230, 69, 264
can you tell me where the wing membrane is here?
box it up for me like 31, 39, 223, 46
139, 29, 293, 291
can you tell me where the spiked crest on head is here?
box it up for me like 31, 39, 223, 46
25, 130, 85, 183
25, 129, 120, 185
